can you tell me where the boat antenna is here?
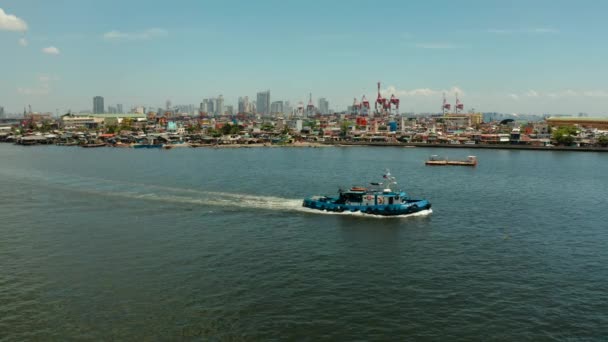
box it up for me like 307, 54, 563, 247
382, 169, 397, 190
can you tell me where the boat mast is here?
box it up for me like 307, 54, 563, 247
383, 169, 397, 191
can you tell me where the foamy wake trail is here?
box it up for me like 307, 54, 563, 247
1, 169, 432, 218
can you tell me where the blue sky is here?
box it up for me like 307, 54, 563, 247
1, 0, 608, 115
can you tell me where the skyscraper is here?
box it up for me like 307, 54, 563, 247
0, 106, 5, 118
271, 101, 284, 114
207, 99, 214, 114
116, 104, 123, 113
93, 96, 104, 114
238, 96, 250, 113
216, 95, 224, 116
318, 98, 330, 115
256, 90, 270, 116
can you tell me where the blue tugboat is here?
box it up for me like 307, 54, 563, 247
302, 170, 431, 216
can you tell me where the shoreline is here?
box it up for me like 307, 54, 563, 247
3, 141, 608, 152
325, 141, 608, 153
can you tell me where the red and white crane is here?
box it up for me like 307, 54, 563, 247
455, 93, 464, 113
389, 94, 400, 115
352, 97, 361, 115
442, 92, 451, 114
361, 95, 370, 116
375, 82, 387, 115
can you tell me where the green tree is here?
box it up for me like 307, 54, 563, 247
340, 121, 352, 137
598, 135, 608, 147
261, 123, 274, 132
186, 123, 201, 134
552, 126, 578, 146
229, 124, 242, 135
305, 120, 318, 131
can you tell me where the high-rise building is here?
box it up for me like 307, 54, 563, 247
226, 105, 234, 116
257, 90, 270, 116
107, 106, 117, 114
116, 104, 123, 113
284, 101, 292, 116
238, 96, 251, 113
271, 101, 284, 114
93, 96, 105, 114
207, 99, 214, 114
318, 98, 330, 115
0, 106, 5, 118
216, 95, 224, 116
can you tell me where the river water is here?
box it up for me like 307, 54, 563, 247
0, 144, 607, 340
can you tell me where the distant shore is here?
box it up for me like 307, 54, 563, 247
4, 140, 608, 152
326, 141, 608, 153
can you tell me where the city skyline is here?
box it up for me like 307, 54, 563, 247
2, 1, 608, 115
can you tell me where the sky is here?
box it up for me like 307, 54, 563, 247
1, 0, 608, 115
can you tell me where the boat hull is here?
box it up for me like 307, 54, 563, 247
302, 198, 431, 216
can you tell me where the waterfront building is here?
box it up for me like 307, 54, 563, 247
443, 113, 483, 127
546, 117, 608, 130
257, 90, 271, 116
61, 113, 147, 129
93, 96, 105, 114
318, 98, 330, 115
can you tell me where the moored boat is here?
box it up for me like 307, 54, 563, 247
425, 155, 477, 166
302, 171, 431, 216
132, 143, 163, 149
81, 143, 106, 148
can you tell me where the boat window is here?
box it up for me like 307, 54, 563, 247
389, 197, 394, 205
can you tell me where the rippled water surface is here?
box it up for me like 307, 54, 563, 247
1, 144, 607, 340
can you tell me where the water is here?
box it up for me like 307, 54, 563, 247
1, 144, 607, 340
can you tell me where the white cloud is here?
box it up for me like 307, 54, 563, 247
17, 74, 58, 96
488, 27, 559, 34
382, 86, 464, 97
103, 28, 168, 42
525, 90, 539, 97
415, 43, 461, 49
0, 8, 28, 31
42, 46, 60, 55
18, 87, 50, 96
507, 89, 608, 100
530, 28, 559, 34
582, 90, 608, 97
18, 37, 27, 47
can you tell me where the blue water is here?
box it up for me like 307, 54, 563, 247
0, 144, 607, 340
